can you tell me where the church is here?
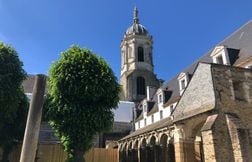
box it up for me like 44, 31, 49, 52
118, 7, 252, 162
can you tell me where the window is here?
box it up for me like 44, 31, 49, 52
144, 118, 147, 126
170, 105, 174, 113
138, 122, 140, 129
233, 81, 246, 101
178, 72, 188, 95
210, 46, 230, 65
160, 110, 163, 119
181, 79, 186, 90
138, 47, 144, 62
143, 104, 147, 112
137, 77, 146, 95
158, 94, 163, 103
151, 115, 154, 123
216, 55, 224, 64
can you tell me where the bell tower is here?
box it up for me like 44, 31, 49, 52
120, 7, 160, 103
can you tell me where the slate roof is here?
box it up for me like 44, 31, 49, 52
120, 116, 172, 141
163, 21, 252, 104
143, 20, 252, 115
112, 122, 132, 133
123, 20, 252, 140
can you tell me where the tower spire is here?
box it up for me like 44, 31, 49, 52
133, 6, 139, 24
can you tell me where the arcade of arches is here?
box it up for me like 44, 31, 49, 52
119, 133, 176, 162
118, 109, 252, 162
118, 115, 206, 162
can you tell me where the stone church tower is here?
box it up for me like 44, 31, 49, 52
120, 7, 160, 103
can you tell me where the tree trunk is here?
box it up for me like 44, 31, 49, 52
73, 149, 85, 162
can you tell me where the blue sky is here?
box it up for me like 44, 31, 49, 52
0, 0, 252, 81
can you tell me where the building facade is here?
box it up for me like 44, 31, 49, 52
120, 7, 160, 103
118, 9, 252, 162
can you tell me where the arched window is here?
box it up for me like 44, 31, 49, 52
137, 77, 145, 95
138, 47, 144, 62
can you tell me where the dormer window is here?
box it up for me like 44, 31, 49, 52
151, 115, 154, 123
181, 79, 186, 89
143, 104, 147, 112
177, 72, 189, 95
216, 55, 224, 64
158, 94, 163, 103
157, 88, 163, 104
211, 45, 230, 65
170, 105, 174, 114
138, 46, 144, 62
160, 110, 163, 119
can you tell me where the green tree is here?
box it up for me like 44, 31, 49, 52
45, 46, 120, 162
0, 42, 29, 162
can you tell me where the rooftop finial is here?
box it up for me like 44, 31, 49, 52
133, 6, 139, 24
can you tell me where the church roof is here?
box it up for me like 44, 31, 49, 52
160, 20, 252, 109
130, 20, 252, 139
120, 116, 172, 141
125, 7, 149, 36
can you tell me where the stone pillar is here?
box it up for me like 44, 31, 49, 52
20, 75, 46, 162
194, 140, 203, 162
174, 139, 185, 162
137, 147, 141, 162
174, 138, 195, 162
201, 130, 216, 162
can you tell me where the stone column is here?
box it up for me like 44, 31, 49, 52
174, 138, 195, 162
20, 75, 46, 162
174, 139, 185, 162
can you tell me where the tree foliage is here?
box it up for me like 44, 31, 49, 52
0, 42, 29, 162
45, 46, 120, 162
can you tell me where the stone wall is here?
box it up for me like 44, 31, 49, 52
211, 64, 252, 161
173, 63, 215, 121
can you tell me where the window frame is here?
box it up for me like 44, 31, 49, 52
137, 77, 146, 95
137, 46, 144, 62
160, 110, 163, 119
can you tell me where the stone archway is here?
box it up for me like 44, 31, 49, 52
160, 134, 168, 162
191, 122, 205, 162
132, 140, 139, 162
119, 143, 127, 162
167, 139, 175, 162
140, 138, 147, 162
148, 136, 156, 162
127, 142, 133, 162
